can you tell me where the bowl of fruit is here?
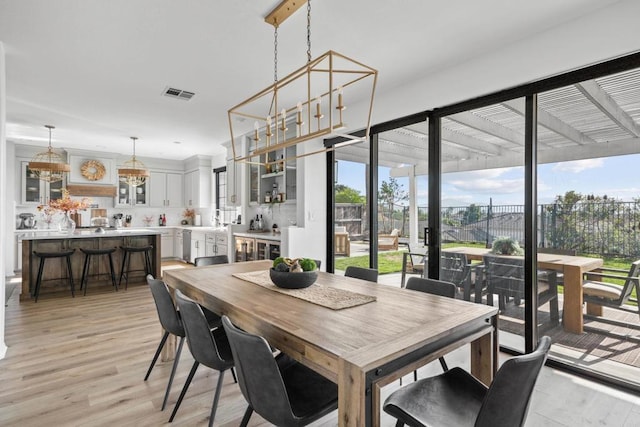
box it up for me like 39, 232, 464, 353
270, 257, 318, 289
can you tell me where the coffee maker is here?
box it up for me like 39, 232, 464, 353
18, 213, 37, 229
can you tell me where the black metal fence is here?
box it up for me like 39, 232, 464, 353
349, 201, 640, 258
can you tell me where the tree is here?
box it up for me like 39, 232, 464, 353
378, 178, 408, 233
462, 204, 482, 225
335, 185, 365, 204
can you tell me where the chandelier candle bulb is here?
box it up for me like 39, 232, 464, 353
253, 121, 260, 143
280, 108, 288, 134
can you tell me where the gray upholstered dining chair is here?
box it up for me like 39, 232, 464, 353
171, 290, 235, 427
344, 266, 378, 283
384, 336, 551, 427
194, 254, 229, 266
144, 275, 223, 412
221, 315, 338, 427
404, 277, 456, 379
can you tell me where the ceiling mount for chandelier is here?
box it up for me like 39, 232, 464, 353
228, 0, 378, 166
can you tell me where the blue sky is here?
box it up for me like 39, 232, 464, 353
337, 153, 640, 208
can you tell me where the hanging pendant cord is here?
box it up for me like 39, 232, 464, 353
274, 22, 279, 85
307, 0, 312, 63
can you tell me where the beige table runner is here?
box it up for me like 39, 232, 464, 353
233, 270, 376, 310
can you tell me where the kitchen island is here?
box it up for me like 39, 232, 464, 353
19, 228, 161, 301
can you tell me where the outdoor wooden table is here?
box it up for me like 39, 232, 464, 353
163, 260, 498, 427
444, 247, 604, 334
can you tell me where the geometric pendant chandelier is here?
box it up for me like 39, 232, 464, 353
228, 0, 377, 167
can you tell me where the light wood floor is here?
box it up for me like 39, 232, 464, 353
2, 266, 640, 426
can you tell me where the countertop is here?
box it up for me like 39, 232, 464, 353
233, 231, 281, 241
16, 228, 162, 241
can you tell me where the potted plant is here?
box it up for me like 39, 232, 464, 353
270, 257, 318, 289
490, 236, 524, 256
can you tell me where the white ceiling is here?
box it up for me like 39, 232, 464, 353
0, 0, 618, 160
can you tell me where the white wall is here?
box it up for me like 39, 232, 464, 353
1, 42, 8, 358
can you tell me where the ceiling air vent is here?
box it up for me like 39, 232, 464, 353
162, 86, 195, 101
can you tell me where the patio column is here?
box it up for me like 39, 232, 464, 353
408, 165, 419, 248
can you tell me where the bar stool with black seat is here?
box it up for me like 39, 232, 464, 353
79, 247, 118, 295
32, 248, 76, 302
119, 245, 153, 290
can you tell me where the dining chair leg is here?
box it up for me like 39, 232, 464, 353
395, 420, 405, 427
239, 406, 254, 427
230, 367, 238, 383
169, 361, 199, 422
438, 356, 449, 372
162, 336, 185, 411
208, 370, 225, 427
144, 331, 169, 381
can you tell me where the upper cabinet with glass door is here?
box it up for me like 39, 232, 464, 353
247, 121, 297, 205
20, 161, 65, 206
115, 179, 149, 207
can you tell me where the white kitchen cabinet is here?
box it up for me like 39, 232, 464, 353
159, 228, 175, 259
115, 179, 149, 207
224, 138, 244, 207
20, 161, 65, 206
150, 171, 183, 207
175, 229, 183, 260
190, 230, 207, 263
205, 232, 228, 258
184, 169, 212, 208
16, 238, 22, 272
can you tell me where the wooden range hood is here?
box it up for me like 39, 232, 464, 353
66, 184, 117, 197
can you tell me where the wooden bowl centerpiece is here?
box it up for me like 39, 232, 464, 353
270, 257, 318, 289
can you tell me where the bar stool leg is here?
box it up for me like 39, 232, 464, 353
119, 251, 128, 289
81, 253, 90, 294
34, 257, 46, 303
66, 254, 75, 298
108, 253, 118, 291
124, 251, 133, 290
145, 250, 152, 276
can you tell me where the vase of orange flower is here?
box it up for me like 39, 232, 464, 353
37, 189, 91, 234
182, 208, 196, 225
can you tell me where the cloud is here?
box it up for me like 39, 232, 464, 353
447, 178, 524, 194
552, 159, 603, 173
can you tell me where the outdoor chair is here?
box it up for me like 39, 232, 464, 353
334, 226, 351, 257
582, 260, 640, 321
194, 255, 229, 266
344, 266, 378, 283
440, 252, 476, 301
171, 290, 235, 426
378, 228, 399, 251
221, 316, 338, 427
400, 244, 427, 287
404, 277, 456, 380
483, 255, 560, 327
383, 336, 551, 427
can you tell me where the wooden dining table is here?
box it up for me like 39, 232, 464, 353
444, 247, 604, 334
163, 260, 499, 427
